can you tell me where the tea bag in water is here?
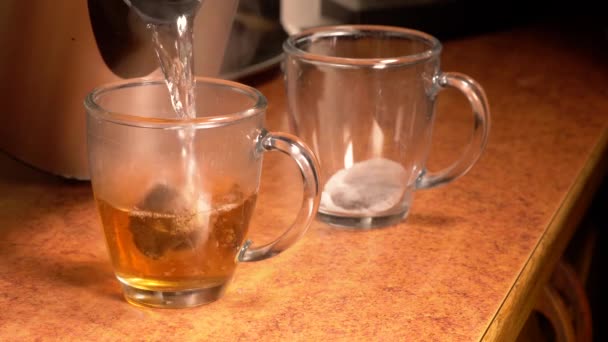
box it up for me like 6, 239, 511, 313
321, 158, 407, 215
129, 184, 210, 259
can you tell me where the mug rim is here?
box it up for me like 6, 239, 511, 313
84, 77, 267, 129
283, 25, 442, 67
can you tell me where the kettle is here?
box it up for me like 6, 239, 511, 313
0, 0, 238, 179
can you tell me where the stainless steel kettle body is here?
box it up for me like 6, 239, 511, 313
0, 0, 237, 179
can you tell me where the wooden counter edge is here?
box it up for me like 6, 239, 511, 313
480, 128, 608, 341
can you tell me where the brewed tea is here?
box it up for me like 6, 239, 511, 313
96, 187, 256, 292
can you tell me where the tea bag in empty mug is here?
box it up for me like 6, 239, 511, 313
321, 158, 407, 215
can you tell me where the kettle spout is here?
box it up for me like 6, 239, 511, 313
124, 0, 204, 23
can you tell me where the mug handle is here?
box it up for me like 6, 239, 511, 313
416, 72, 491, 189
238, 130, 320, 262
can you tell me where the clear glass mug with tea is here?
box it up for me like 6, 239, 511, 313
85, 77, 320, 308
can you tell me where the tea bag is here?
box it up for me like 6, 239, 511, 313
321, 158, 407, 215
129, 184, 210, 259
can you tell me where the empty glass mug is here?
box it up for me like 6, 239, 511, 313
85, 77, 320, 308
283, 25, 490, 229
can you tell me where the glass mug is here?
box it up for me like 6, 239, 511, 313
85, 78, 320, 308
283, 25, 490, 229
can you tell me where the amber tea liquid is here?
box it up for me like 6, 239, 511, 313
96, 191, 256, 294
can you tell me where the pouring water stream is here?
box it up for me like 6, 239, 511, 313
125, 0, 204, 210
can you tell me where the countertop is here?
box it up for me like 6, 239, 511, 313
1, 20, 607, 341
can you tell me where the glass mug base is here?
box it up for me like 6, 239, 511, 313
119, 278, 227, 309
317, 209, 409, 229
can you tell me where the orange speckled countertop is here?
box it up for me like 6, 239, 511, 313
1, 21, 607, 341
